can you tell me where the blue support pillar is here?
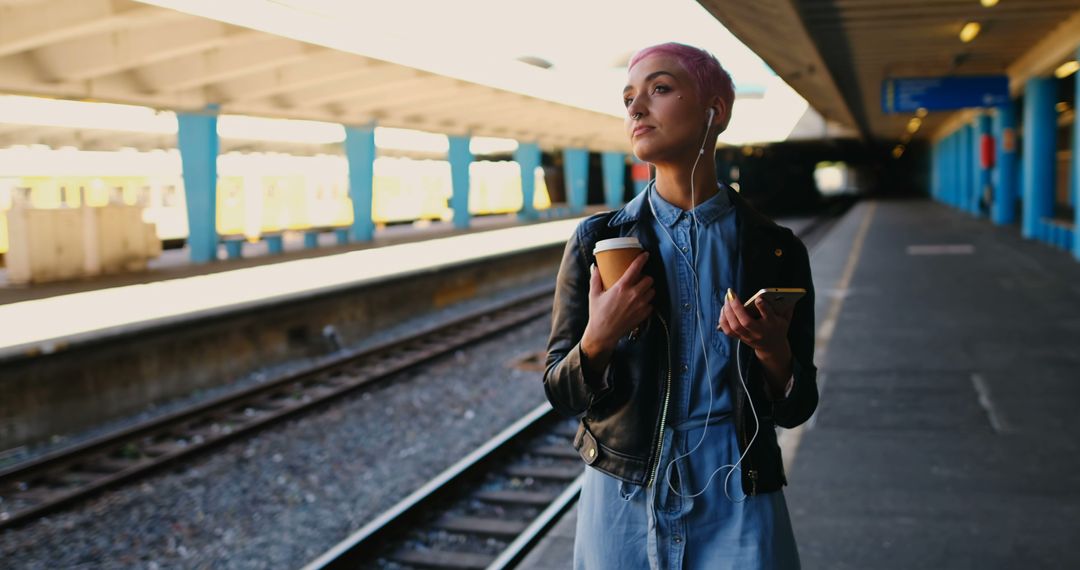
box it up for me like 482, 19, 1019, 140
601, 152, 626, 209
177, 106, 220, 264
930, 140, 940, 202
992, 103, 1018, 225
1021, 77, 1057, 241
1073, 48, 1080, 260
514, 141, 541, 221
563, 148, 589, 214
952, 132, 962, 208
976, 113, 992, 217
631, 157, 650, 195
345, 124, 376, 242
943, 134, 953, 206
967, 123, 976, 213
448, 135, 472, 230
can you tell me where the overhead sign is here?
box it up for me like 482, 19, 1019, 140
882, 76, 1009, 113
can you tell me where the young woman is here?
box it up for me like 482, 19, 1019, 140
543, 42, 818, 569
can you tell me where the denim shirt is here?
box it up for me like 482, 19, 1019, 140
645, 183, 740, 432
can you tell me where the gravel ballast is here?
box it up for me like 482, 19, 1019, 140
0, 289, 557, 569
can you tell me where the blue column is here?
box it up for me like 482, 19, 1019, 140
960, 124, 974, 215
563, 148, 589, 214
632, 157, 650, 195
992, 103, 1018, 225
1021, 77, 1057, 241
949, 133, 960, 208
448, 135, 472, 230
601, 152, 626, 209
177, 106, 220, 264
975, 113, 992, 217
930, 140, 940, 202
514, 141, 541, 221
1073, 48, 1080, 260
943, 134, 953, 206
345, 124, 376, 242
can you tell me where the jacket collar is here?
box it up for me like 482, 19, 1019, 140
605, 179, 783, 301
609, 180, 766, 234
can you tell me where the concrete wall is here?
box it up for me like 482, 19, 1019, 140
0, 245, 562, 452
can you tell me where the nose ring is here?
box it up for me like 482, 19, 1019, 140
632, 112, 642, 120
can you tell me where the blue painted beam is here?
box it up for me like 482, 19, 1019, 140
345, 124, 376, 242
563, 148, 589, 214
448, 135, 472, 230
514, 141, 541, 221
992, 102, 1018, 225
1021, 77, 1057, 240
177, 105, 220, 264
601, 152, 626, 209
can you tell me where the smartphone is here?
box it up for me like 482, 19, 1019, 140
743, 288, 806, 318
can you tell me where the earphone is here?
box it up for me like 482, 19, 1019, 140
647, 105, 761, 502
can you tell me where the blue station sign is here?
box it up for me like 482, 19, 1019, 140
882, 75, 1009, 113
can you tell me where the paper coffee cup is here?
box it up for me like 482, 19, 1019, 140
593, 237, 643, 289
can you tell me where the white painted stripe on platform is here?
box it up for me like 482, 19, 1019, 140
779, 202, 877, 470
906, 244, 975, 255
0, 218, 583, 361
971, 373, 1008, 434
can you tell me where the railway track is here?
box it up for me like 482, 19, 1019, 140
0, 285, 555, 530
302, 403, 580, 570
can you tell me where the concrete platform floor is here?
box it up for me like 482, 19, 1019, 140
519, 198, 1080, 569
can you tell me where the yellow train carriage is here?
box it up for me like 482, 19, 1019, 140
0, 152, 552, 255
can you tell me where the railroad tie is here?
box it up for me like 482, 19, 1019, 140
504, 463, 582, 481
432, 515, 528, 538
529, 444, 580, 460
390, 549, 494, 569
474, 489, 559, 506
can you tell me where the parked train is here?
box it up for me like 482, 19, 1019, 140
0, 147, 553, 254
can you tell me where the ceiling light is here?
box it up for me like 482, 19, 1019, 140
960, 22, 981, 43
907, 117, 922, 134
1054, 60, 1079, 79
980, 0, 999, 7
892, 145, 905, 159
516, 56, 553, 70
916, 107, 928, 118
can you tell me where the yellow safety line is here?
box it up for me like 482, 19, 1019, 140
778, 201, 877, 471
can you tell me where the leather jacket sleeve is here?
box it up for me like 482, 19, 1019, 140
543, 222, 617, 418
768, 232, 819, 428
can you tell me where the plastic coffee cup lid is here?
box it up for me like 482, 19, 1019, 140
593, 237, 643, 254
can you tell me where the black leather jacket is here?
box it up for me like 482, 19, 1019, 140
543, 186, 818, 495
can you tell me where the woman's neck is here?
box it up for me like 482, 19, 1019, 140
653, 157, 719, 211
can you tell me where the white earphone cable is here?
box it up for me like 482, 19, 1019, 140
646, 108, 760, 502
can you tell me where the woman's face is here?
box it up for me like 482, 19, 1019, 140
623, 54, 708, 164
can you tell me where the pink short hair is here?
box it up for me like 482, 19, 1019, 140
628, 42, 735, 132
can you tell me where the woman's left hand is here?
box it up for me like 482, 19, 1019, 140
717, 288, 794, 361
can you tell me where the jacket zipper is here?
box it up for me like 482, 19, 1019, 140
737, 348, 757, 496
646, 313, 673, 487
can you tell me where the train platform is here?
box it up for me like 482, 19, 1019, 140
0, 215, 587, 362
518, 197, 1080, 569
0, 210, 598, 306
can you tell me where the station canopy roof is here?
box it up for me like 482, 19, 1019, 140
697, 0, 1080, 142
0, 0, 629, 152
0, 0, 840, 155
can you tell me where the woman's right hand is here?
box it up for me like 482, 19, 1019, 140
581, 251, 655, 361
